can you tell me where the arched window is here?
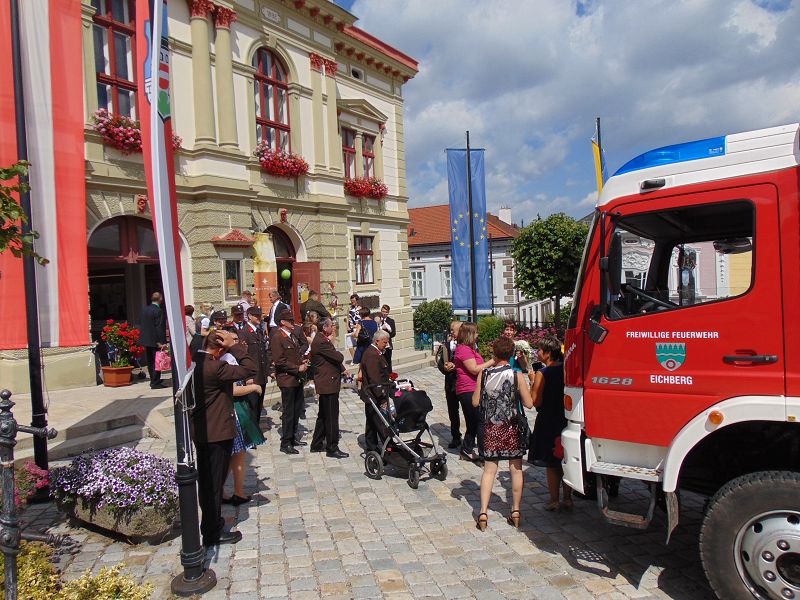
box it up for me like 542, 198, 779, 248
91, 0, 137, 118
253, 49, 290, 152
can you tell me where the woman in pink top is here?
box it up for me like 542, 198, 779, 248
453, 322, 494, 461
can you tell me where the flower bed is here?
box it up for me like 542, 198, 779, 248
15, 461, 48, 509
92, 109, 182, 155
344, 176, 388, 200
254, 142, 308, 178
51, 447, 178, 540
101, 319, 144, 367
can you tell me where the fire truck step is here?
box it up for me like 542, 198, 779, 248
591, 461, 662, 482
598, 480, 658, 530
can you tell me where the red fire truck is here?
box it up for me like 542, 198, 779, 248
563, 123, 800, 600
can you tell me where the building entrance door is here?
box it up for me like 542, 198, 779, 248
87, 217, 161, 340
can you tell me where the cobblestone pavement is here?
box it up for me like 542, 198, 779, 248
22, 367, 714, 599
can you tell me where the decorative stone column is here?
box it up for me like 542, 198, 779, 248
81, 1, 98, 122
213, 6, 238, 149
354, 130, 364, 178
189, 0, 216, 145
394, 106, 407, 196
375, 124, 385, 181
309, 53, 326, 171
323, 59, 342, 175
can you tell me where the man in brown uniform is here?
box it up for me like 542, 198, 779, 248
240, 306, 271, 426
271, 309, 309, 454
192, 329, 256, 547
310, 318, 348, 458
359, 329, 391, 452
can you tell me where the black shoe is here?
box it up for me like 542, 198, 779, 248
280, 446, 299, 455
293, 440, 307, 447
150, 382, 167, 389
229, 494, 251, 506
271, 402, 281, 411
448, 437, 463, 449
326, 449, 349, 459
204, 530, 242, 547
310, 446, 325, 453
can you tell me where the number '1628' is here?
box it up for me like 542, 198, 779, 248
591, 376, 633, 386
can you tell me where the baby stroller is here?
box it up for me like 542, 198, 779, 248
362, 380, 448, 489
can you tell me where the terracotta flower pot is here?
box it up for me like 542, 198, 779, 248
101, 365, 134, 387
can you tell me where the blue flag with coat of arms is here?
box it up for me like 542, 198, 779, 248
446, 149, 492, 312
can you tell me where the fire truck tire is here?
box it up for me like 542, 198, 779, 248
699, 470, 800, 600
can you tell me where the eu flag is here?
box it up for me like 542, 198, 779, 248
446, 149, 491, 312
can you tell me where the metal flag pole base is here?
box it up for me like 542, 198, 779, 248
171, 367, 216, 597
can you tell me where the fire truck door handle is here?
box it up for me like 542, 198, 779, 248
723, 354, 778, 365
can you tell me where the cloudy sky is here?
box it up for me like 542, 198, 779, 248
333, 0, 800, 224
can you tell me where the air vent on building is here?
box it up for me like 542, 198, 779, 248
351, 67, 363, 80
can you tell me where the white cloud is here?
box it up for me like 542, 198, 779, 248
351, 0, 800, 223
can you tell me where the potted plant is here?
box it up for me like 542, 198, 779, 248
92, 109, 182, 155
51, 447, 178, 542
14, 461, 48, 509
253, 142, 309, 178
100, 319, 144, 387
344, 176, 388, 200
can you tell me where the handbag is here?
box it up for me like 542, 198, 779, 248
155, 349, 172, 372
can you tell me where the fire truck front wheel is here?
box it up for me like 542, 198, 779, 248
700, 471, 800, 600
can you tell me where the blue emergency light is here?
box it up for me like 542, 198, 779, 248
614, 135, 726, 176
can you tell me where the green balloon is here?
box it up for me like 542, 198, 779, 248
280, 268, 291, 280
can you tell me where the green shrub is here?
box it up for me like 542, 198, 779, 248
476, 315, 505, 359
0, 542, 153, 599
546, 301, 572, 332
413, 300, 453, 335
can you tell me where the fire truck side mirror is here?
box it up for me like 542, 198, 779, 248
588, 317, 608, 344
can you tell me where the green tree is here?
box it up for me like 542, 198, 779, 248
1, 161, 48, 265
511, 213, 588, 328
413, 299, 453, 335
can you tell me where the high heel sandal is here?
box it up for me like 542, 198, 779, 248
476, 512, 488, 531
507, 509, 521, 528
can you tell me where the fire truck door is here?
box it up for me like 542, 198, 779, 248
584, 185, 783, 447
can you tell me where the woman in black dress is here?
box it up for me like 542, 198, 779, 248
472, 336, 533, 530
530, 336, 573, 511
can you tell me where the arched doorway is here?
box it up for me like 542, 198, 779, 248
268, 225, 296, 313
266, 224, 320, 321
87, 216, 162, 338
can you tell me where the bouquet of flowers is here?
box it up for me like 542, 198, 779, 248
514, 339, 533, 365
254, 143, 309, 178
344, 176, 388, 200
101, 319, 144, 367
51, 447, 178, 514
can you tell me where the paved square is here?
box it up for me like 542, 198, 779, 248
23, 367, 714, 599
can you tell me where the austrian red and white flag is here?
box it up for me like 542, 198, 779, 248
135, 0, 189, 381
0, 0, 87, 350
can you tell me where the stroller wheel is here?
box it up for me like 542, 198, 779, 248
432, 460, 448, 481
365, 451, 383, 480
407, 467, 420, 489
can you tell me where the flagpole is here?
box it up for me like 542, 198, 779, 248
10, 0, 50, 483
596, 116, 602, 160
466, 131, 477, 321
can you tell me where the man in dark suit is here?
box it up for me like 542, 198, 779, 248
359, 329, 391, 452
191, 329, 256, 547
310, 318, 348, 458
378, 304, 396, 372
240, 306, 271, 426
300, 290, 331, 321
139, 292, 167, 389
231, 304, 246, 330
271, 309, 309, 454
266, 289, 291, 334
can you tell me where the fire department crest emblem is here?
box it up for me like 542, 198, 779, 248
656, 343, 686, 371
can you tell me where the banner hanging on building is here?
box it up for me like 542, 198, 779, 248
136, 0, 188, 379
446, 149, 491, 312
0, 0, 87, 350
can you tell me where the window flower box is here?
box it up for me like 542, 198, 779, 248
254, 143, 309, 178
92, 109, 182, 155
344, 176, 388, 200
